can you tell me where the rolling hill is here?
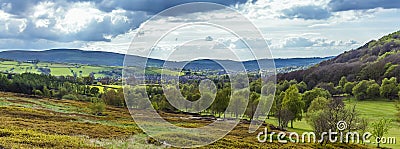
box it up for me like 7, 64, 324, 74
279, 30, 400, 87
0, 49, 331, 71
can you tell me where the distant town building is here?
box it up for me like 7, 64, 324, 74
25, 59, 39, 64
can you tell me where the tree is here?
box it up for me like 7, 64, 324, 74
90, 100, 106, 116
302, 88, 331, 112
282, 85, 304, 128
229, 90, 248, 119
277, 80, 290, 93
246, 92, 260, 119
58, 87, 68, 99
339, 76, 348, 87
42, 86, 51, 98
33, 89, 43, 96
90, 87, 100, 96
316, 82, 335, 95
343, 82, 355, 95
395, 101, 400, 122
306, 99, 366, 143
212, 87, 230, 118
307, 97, 329, 113
296, 81, 307, 93
353, 80, 369, 100
0, 74, 10, 91
366, 81, 380, 98
371, 118, 392, 148
250, 79, 261, 93
273, 91, 285, 128
380, 77, 399, 99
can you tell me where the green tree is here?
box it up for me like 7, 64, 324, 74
316, 82, 335, 95
302, 88, 331, 112
296, 81, 307, 93
366, 81, 380, 98
42, 86, 51, 98
282, 85, 304, 128
246, 92, 260, 119
307, 97, 329, 113
343, 82, 355, 95
90, 100, 106, 116
273, 91, 285, 128
277, 80, 290, 93
395, 101, 400, 122
371, 118, 392, 148
306, 99, 366, 143
229, 90, 248, 119
0, 74, 10, 91
33, 89, 43, 96
339, 76, 348, 87
212, 87, 230, 118
380, 77, 399, 99
353, 80, 369, 100
58, 87, 68, 99
90, 87, 100, 96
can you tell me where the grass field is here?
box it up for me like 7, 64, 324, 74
89, 85, 123, 93
0, 60, 120, 79
0, 60, 183, 79
264, 98, 399, 148
345, 98, 399, 149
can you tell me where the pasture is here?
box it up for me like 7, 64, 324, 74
265, 98, 399, 148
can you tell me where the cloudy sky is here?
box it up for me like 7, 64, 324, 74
0, 0, 399, 60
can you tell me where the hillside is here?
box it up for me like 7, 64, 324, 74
1, 91, 359, 149
0, 49, 331, 71
279, 30, 400, 87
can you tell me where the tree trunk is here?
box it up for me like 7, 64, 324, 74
291, 120, 293, 128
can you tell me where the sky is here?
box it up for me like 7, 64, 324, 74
0, 0, 400, 60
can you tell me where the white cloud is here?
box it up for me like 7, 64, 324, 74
276, 35, 358, 48
0, 1, 149, 42
0, 0, 399, 59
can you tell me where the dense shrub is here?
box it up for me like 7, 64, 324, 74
62, 94, 78, 100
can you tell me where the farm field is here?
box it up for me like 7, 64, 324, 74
0, 60, 183, 79
0, 92, 367, 149
89, 85, 123, 93
0, 60, 119, 78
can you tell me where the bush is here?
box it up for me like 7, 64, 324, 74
33, 90, 43, 96
89, 101, 106, 116
62, 94, 78, 100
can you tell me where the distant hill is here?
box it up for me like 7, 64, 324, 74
279, 30, 400, 87
0, 49, 331, 71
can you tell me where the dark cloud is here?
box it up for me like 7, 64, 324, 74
96, 0, 250, 14
1, 0, 250, 15
0, 0, 250, 44
328, 0, 400, 12
280, 5, 331, 20
0, 0, 41, 15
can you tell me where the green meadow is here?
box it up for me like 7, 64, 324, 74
0, 60, 118, 78
264, 98, 399, 149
